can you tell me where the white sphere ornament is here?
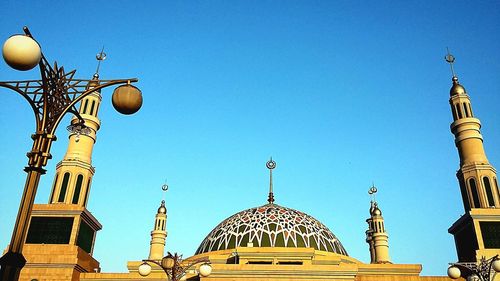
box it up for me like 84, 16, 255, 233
492, 259, 500, 272
2, 35, 41, 71
138, 263, 152, 277
199, 263, 212, 277
447, 266, 461, 279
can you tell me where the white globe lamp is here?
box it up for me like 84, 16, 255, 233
2, 35, 41, 71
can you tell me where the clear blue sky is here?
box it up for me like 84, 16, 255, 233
1, 0, 499, 276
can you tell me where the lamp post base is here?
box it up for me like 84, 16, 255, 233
0, 251, 26, 281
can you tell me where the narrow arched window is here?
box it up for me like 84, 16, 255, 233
72, 175, 84, 204
484, 177, 495, 207
89, 100, 96, 116
469, 178, 480, 208
451, 105, 458, 121
468, 104, 474, 117
459, 178, 471, 211
83, 180, 91, 207
463, 103, 470, 117
58, 172, 70, 202
162, 220, 165, 231
455, 104, 463, 119
49, 173, 59, 203
82, 99, 89, 114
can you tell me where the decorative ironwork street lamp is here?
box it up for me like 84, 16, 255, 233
448, 255, 500, 281
0, 26, 142, 281
139, 252, 212, 281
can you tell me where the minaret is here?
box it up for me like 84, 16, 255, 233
446, 51, 500, 262
48, 51, 106, 206
148, 185, 168, 260
365, 185, 391, 264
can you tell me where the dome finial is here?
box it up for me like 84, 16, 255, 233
266, 157, 277, 204
93, 46, 106, 79
445, 47, 458, 83
368, 183, 378, 212
157, 181, 168, 214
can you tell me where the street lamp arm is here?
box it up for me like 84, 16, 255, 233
0, 81, 40, 128
49, 78, 138, 135
0, 78, 138, 135
141, 254, 211, 281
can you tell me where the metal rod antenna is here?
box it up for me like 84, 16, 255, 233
445, 47, 457, 78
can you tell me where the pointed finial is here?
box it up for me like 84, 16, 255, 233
368, 183, 378, 202
368, 184, 378, 213
94, 46, 106, 79
157, 182, 168, 214
161, 180, 168, 201
266, 157, 277, 204
445, 47, 458, 83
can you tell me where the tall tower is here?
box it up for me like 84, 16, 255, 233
365, 185, 391, 264
48, 74, 101, 206
446, 52, 500, 262
18, 53, 108, 280
148, 200, 168, 260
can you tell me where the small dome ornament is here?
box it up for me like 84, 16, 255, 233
158, 200, 167, 214
266, 158, 276, 170
266, 157, 276, 204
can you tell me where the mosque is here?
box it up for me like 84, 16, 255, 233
6, 54, 500, 281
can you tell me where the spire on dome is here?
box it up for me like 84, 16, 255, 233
445, 47, 457, 80
368, 184, 378, 212
93, 47, 106, 79
266, 157, 276, 204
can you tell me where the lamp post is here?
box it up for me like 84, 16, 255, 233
448, 255, 500, 281
0, 26, 142, 281
139, 252, 212, 281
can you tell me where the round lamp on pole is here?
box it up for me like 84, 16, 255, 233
138, 263, 152, 277
492, 259, 500, 273
161, 256, 175, 270
199, 263, 212, 277
112, 84, 143, 114
2, 34, 41, 71
447, 266, 461, 279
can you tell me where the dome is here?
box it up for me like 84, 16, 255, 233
371, 207, 382, 216
450, 77, 466, 96
195, 203, 348, 256
157, 200, 166, 214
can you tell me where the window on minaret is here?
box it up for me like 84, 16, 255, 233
463, 103, 470, 117
49, 173, 59, 203
451, 105, 458, 121
58, 172, 70, 202
468, 104, 474, 117
459, 178, 471, 211
83, 180, 91, 207
484, 177, 495, 207
455, 104, 463, 119
72, 175, 84, 204
495, 178, 499, 196
469, 178, 480, 208
89, 100, 96, 116
82, 99, 89, 114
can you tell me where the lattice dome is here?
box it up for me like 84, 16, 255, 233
195, 203, 348, 255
